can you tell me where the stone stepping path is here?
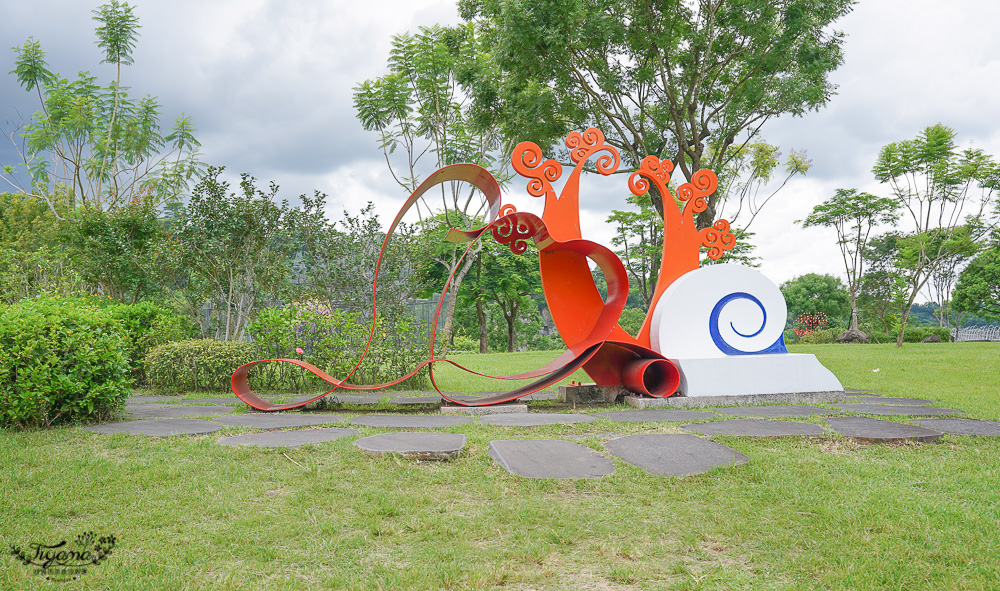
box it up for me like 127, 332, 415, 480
348, 415, 473, 429
596, 409, 717, 422
489, 439, 615, 479
128, 405, 238, 419
87, 418, 223, 437
714, 405, 841, 418
681, 418, 824, 437
913, 418, 1000, 436
832, 403, 963, 417
604, 434, 749, 476
826, 417, 942, 443
480, 413, 597, 427
212, 414, 345, 429
174, 397, 244, 405
845, 396, 938, 405
217, 427, 360, 448
128, 395, 177, 403
387, 396, 441, 406
355, 432, 466, 460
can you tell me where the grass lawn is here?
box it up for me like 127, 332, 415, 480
3, 343, 1000, 590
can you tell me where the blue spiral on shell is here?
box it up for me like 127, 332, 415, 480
709, 292, 788, 356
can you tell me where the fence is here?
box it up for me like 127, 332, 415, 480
951, 326, 1000, 342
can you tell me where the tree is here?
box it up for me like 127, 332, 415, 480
479, 239, 543, 352
174, 167, 298, 341
3, 2, 202, 216
872, 124, 1000, 346
780, 273, 850, 328
801, 188, 900, 331
353, 25, 509, 354
458, 0, 853, 227
606, 193, 662, 309
949, 245, 1000, 323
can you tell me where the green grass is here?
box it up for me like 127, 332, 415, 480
3, 343, 1000, 590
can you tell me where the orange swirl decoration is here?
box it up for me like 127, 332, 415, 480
700, 220, 737, 260
512, 141, 562, 201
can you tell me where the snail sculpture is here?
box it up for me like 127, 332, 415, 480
232, 129, 842, 410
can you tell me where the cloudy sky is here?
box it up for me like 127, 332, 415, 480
2, 0, 999, 297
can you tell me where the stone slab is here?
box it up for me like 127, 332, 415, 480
624, 390, 847, 409
604, 434, 749, 476
525, 390, 559, 401
913, 418, 1000, 436
832, 404, 963, 417
440, 403, 529, 415
826, 417, 942, 443
488, 439, 615, 479
388, 396, 441, 406
128, 405, 237, 419
355, 432, 466, 460
845, 396, 938, 405
124, 403, 171, 411
174, 397, 244, 405
681, 418, 825, 437
211, 414, 345, 429
480, 413, 597, 427
217, 427, 360, 448
327, 394, 386, 405
595, 409, 718, 422
348, 415, 473, 429
713, 405, 841, 418
559, 384, 625, 404
86, 418, 223, 437
127, 395, 177, 403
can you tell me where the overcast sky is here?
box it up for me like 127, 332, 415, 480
2, 0, 999, 299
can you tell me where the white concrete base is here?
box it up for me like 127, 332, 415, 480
672, 353, 844, 397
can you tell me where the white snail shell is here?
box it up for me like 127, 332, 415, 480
650, 264, 788, 359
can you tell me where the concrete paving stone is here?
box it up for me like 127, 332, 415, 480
525, 391, 559, 401
480, 413, 597, 427
355, 432, 466, 460
328, 394, 385, 404
680, 418, 825, 437
832, 404, 963, 417
826, 417, 942, 443
348, 415, 473, 429
488, 439, 615, 479
913, 418, 1000, 436
595, 409, 718, 423
217, 427, 360, 448
387, 396, 441, 405
128, 405, 238, 419
124, 403, 171, 411
127, 395, 177, 403
173, 397, 244, 405
212, 414, 345, 429
86, 418, 223, 437
713, 405, 841, 418
845, 396, 938, 405
604, 434, 749, 476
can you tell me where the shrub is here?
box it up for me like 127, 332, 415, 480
145, 339, 254, 393
792, 312, 829, 340
246, 305, 428, 391
0, 298, 130, 428
618, 308, 646, 337
106, 301, 200, 384
902, 327, 952, 343
799, 327, 842, 345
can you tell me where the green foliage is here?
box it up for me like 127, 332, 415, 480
798, 327, 841, 345
617, 307, 645, 338
174, 167, 299, 341
0, 297, 129, 427
246, 305, 428, 390
607, 193, 661, 308
144, 339, 254, 393
953, 246, 1000, 322
459, 0, 853, 226
4, 2, 202, 212
780, 274, 850, 328
60, 199, 171, 303
105, 301, 199, 384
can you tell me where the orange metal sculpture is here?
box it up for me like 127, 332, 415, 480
232, 129, 735, 409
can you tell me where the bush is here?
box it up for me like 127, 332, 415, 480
106, 301, 200, 384
860, 327, 952, 344
618, 308, 646, 337
0, 298, 130, 428
799, 327, 842, 345
145, 339, 254, 393
246, 305, 428, 391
